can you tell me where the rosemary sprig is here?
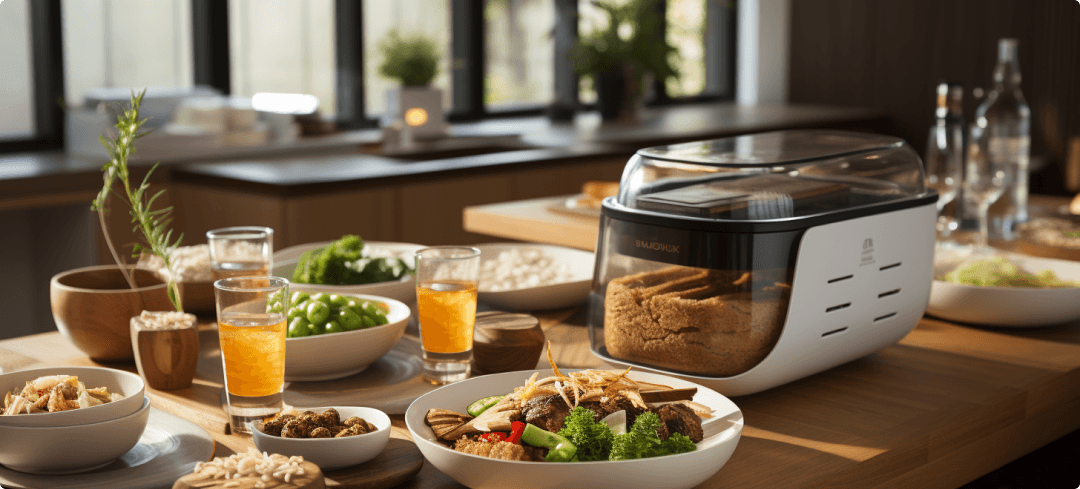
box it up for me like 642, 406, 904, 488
91, 90, 184, 312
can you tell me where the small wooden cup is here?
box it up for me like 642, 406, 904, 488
130, 312, 199, 390
471, 311, 545, 375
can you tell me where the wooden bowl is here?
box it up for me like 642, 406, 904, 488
50, 265, 173, 362
178, 280, 216, 314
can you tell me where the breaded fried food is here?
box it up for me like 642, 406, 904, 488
453, 438, 536, 461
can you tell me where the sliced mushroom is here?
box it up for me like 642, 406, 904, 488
442, 398, 519, 440
425, 409, 472, 440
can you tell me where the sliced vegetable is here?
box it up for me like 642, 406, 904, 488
506, 421, 526, 444
467, 395, 504, 417
601, 410, 627, 436
521, 423, 577, 462
478, 432, 507, 443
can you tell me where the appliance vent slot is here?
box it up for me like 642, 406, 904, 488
822, 327, 848, 338
879, 262, 902, 271
874, 312, 897, 322
826, 302, 852, 313
878, 288, 901, 298
828, 275, 854, 284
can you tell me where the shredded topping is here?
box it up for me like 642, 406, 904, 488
134, 310, 196, 331
194, 448, 306, 488
511, 341, 642, 410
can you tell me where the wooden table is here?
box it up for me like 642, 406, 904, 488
464, 195, 600, 251
2, 307, 1079, 488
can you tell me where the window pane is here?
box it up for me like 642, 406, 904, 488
0, 0, 35, 139
62, 0, 194, 107
229, 0, 337, 117
666, 0, 705, 97
363, 0, 452, 118
576, 0, 631, 105
485, 0, 554, 109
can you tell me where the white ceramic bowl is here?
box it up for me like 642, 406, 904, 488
928, 253, 1080, 327
0, 396, 150, 474
252, 406, 391, 471
273, 241, 425, 304
0, 367, 145, 427
473, 243, 595, 311
285, 295, 411, 382
405, 370, 744, 489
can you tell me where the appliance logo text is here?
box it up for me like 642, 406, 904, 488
860, 238, 876, 266
636, 240, 680, 253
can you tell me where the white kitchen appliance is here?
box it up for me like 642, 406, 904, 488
588, 130, 938, 396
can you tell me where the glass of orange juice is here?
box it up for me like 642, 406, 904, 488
415, 246, 481, 385
213, 276, 289, 433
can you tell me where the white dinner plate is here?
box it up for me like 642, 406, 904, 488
405, 369, 743, 489
0, 407, 214, 489
274, 241, 426, 304
474, 243, 595, 311
927, 247, 1080, 327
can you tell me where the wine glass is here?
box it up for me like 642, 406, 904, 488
963, 125, 1009, 254
924, 121, 964, 233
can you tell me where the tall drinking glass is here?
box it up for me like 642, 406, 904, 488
964, 125, 1009, 254
214, 276, 289, 433
415, 247, 481, 385
925, 121, 964, 233
207, 226, 274, 281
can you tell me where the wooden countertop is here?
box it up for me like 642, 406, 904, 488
3, 306, 1078, 488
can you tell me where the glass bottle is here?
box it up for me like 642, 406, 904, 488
924, 81, 966, 235
973, 38, 1031, 240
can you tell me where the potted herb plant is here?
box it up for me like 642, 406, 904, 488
378, 29, 447, 138
51, 91, 198, 389
572, 0, 680, 121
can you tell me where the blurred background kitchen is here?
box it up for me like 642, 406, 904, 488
0, 0, 1077, 341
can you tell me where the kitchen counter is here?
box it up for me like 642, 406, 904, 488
2, 307, 1078, 488
0, 103, 887, 208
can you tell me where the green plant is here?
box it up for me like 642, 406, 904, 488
91, 90, 184, 312
572, 0, 680, 82
378, 29, 441, 86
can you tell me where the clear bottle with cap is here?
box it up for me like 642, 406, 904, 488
972, 38, 1031, 240
924, 81, 966, 235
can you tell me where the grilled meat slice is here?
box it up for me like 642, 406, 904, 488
453, 438, 544, 461
654, 403, 703, 442
521, 394, 572, 433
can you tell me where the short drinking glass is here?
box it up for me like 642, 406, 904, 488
214, 276, 289, 433
207, 226, 274, 281
415, 247, 481, 385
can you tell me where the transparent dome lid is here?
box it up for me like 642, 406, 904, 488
613, 130, 928, 223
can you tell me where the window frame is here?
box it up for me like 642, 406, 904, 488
0, 0, 66, 153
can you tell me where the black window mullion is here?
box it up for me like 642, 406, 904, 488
651, 0, 671, 104
191, 0, 231, 94
335, 0, 372, 128
25, 0, 65, 150
550, 0, 578, 121
449, 0, 485, 121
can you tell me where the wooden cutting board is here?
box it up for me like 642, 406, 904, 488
324, 438, 424, 488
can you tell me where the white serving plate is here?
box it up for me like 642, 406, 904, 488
473, 243, 595, 311
274, 241, 425, 304
927, 252, 1080, 327
0, 397, 150, 474
0, 367, 145, 427
285, 294, 411, 382
405, 370, 743, 489
0, 407, 214, 489
252, 406, 391, 470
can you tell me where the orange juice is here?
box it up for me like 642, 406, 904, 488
417, 280, 478, 353
217, 314, 286, 397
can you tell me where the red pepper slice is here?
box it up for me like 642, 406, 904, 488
506, 421, 526, 444
479, 432, 507, 443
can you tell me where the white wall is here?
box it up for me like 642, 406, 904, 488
736, 0, 790, 105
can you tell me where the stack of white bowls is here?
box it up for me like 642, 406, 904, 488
0, 366, 150, 474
